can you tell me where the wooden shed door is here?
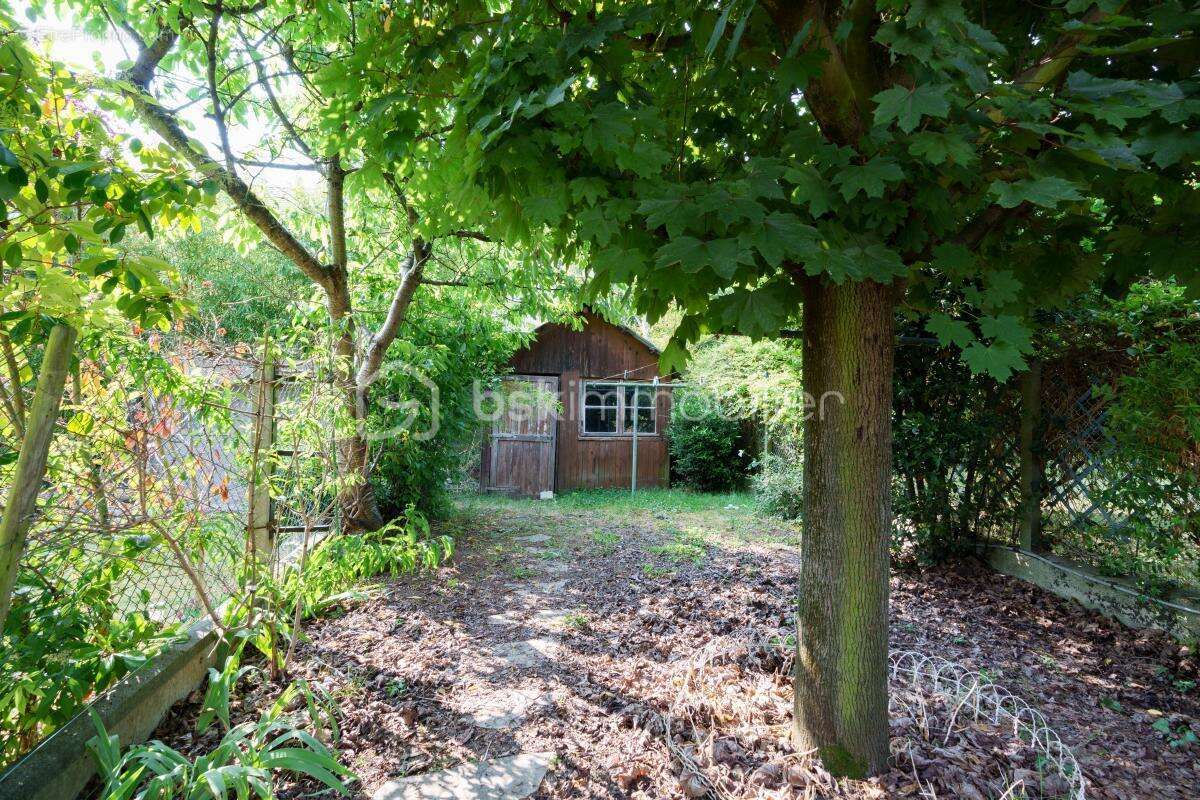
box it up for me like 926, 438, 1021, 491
488, 375, 558, 497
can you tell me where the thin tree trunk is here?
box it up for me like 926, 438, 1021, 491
327, 278, 384, 533
794, 280, 895, 778
324, 159, 386, 533
0, 323, 77, 630
1018, 359, 1045, 551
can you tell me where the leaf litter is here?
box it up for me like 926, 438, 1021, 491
144, 499, 1198, 798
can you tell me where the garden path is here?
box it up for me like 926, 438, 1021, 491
153, 491, 1200, 799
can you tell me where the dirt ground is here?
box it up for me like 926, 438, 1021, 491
155, 491, 1199, 799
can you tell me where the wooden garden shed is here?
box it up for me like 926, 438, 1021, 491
480, 309, 674, 497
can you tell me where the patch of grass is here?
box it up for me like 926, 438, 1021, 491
551, 488, 755, 514
590, 530, 620, 555
768, 632, 795, 649
642, 563, 673, 579
564, 612, 590, 629
509, 565, 534, 580
534, 548, 563, 560
648, 526, 709, 565
649, 541, 706, 564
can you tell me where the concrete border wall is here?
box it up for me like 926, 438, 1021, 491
0, 619, 222, 800
986, 545, 1200, 642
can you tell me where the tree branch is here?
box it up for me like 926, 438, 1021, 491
234, 157, 323, 171
763, 0, 880, 147
245, 32, 320, 164
354, 242, 429, 410
117, 28, 331, 289
438, 229, 492, 242
204, 10, 237, 171
1012, 2, 1125, 91
122, 25, 179, 91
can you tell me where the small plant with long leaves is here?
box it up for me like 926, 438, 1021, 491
87, 653, 352, 800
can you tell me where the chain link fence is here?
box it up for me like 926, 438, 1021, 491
1, 337, 340, 767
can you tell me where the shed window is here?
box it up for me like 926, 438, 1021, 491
582, 382, 656, 435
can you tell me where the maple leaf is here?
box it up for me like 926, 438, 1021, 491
988, 177, 1083, 209
751, 212, 818, 268
962, 340, 1027, 381
833, 158, 905, 201
872, 84, 952, 133
926, 313, 974, 349
785, 165, 836, 217
908, 131, 976, 165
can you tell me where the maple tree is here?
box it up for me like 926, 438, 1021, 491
427, 0, 1200, 775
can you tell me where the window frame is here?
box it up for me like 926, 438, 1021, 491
579, 380, 658, 438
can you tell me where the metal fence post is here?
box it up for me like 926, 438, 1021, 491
247, 348, 276, 565
1019, 359, 1046, 552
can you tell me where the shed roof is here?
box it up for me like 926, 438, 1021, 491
526, 307, 659, 354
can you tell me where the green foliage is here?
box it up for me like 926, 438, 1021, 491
441, 0, 1200, 383
683, 336, 805, 430
680, 335, 804, 511
892, 325, 1021, 564
668, 391, 751, 492
284, 511, 453, 618
754, 451, 805, 520
1152, 716, 1198, 750
88, 655, 351, 800
0, 545, 184, 768
368, 297, 524, 518
139, 222, 309, 343
1036, 280, 1200, 590
231, 507, 453, 676
0, 11, 202, 345
1105, 341, 1200, 510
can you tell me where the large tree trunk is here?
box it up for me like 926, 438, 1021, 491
794, 279, 895, 778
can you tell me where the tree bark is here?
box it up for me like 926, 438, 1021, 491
0, 323, 77, 630
1018, 359, 1045, 551
795, 280, 895, 777
323, 159, 388, 532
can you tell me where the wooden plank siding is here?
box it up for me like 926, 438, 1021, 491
481, 310, 672, 495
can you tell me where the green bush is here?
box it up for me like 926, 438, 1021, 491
368, 300, 520, 518
0, 545, 184, 769
140, 222, 308, 343
668, 393, 751, 492
754, 449, 804, 519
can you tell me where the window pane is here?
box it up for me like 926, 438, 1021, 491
585, 383, 619, 407
623, 385, 655, 408
623, 405, 655, 433
585, 406, 617, 433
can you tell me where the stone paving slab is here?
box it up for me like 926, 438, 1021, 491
373, 752, 554, 800
459, 687, 551, 729
516, 534, 550, 544
490, 638, 559, 668
529, 608, 571, 631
